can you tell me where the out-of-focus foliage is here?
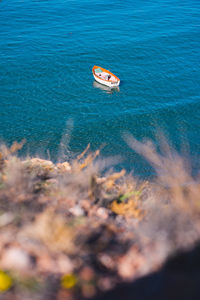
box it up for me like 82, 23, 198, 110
0, 138, 200, 299
61, 274, 77, 289
0, 271, 12, 292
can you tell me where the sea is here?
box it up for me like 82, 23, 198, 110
0, 0, 200, 177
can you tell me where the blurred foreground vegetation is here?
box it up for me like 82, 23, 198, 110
0, 138, 200, 299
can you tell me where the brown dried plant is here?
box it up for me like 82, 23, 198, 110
0, 136, 200, 300
124, 133, 200, 217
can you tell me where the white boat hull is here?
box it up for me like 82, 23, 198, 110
93, 74, 120, 88
93, 81, 120, 93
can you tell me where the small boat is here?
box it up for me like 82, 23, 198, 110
92, 66, 120, 88
93, 81, 120, 94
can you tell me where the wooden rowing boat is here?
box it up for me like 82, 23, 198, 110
92, 66, 120, 88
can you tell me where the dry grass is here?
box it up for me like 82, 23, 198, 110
0, 137, 200, 299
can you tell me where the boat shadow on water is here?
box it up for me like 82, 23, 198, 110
93, 81, 120, 94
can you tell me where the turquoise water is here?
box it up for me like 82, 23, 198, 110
0, 0, 200, 176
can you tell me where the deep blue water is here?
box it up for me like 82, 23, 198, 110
0, 0, 200, 176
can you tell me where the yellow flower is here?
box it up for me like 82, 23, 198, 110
61, 274, 77, 289
0, 271, 12, 292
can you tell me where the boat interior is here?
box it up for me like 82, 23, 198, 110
95, 68, 117, 82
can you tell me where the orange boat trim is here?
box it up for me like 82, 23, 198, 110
92, 65, 120, 83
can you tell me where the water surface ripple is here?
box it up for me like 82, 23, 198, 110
0, 0, 200, 176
